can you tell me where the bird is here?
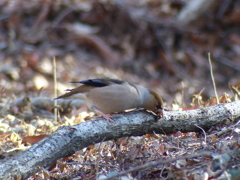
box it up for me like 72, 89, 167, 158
55, 78, 164, 122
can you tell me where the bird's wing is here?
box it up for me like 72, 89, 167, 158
55, 79, 125, 99
71, 78, 124, 87
54, 85, 93, 99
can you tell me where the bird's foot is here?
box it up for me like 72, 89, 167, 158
157, 109, 164, 118
92, 106, 114, 122
100, 113, 114, 123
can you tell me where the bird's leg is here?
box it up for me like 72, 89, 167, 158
157, 109, 164, 118
91, 106, 114, 122
156, 102, 164, 118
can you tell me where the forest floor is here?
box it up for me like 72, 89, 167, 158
0, 0, 240, 179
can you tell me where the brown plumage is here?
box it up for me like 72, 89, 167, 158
55, 79, 164, 122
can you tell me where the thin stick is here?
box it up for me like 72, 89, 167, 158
208, 53, 219, 104
195, 124, 207, 143
53, 57, 58, 122
181, 81, 185, 108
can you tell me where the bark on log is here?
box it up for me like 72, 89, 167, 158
10, 97, 85, 112
0, 100, 240, 179
0, 97, 85, 118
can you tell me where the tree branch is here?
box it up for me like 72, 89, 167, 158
1, 100, 240, 179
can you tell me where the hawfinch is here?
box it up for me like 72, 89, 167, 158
55, 79, 163, 122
